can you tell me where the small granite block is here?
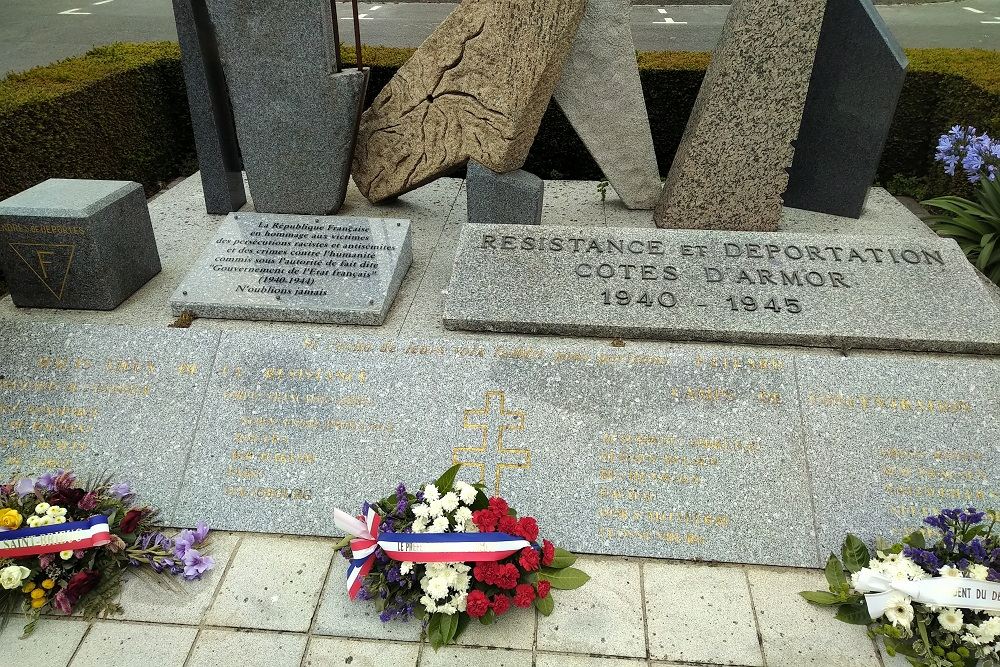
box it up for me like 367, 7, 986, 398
443, 223, 1000, 354
783, 0, 907, 218
170, 213, 412, 325
467, 161, 543, 226
205, 0, 367, 215
171, 0, 246, 214
0, 179, 161, 310
655, 0, 826, 231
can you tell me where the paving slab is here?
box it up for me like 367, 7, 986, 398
186, 627, 308, 667
303, 636, 420, 667
419, 646, 533, 667
0, 618, 88, 667
69, 621, 197, 667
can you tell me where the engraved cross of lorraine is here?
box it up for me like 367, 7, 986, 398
452, 390, 530, 495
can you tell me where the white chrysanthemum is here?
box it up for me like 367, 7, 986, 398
426, 576, 451, 600
454, 591, 468, 612
963, 632, 983, 646
939, 609, 964, 633
968, 564, 990, 581
420, 595, 437, 613
939, 565, 963, 578
423, 484, 440, 502
34, 502, 50, 515
438, 603, 457, 615
400, 562, 413, 575
977, 618, 1000, 642
464, 519, 479, 534
454, 507, 473, 525
46, 506, 66, 518
454, 572, 470, 592
428, 499, 445, 517
428, 516, 449, 533
441, 492, 459, 513
412, 517, 429, 533
412, 503, 430, 518
884, 593, 914, 629
456, 481, 477, 505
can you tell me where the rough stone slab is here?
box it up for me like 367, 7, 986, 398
351, 0, 585, 203
798, 352, 1000, 559
0, 322, 219, 510
466, 160, 543, 226
443, 223, 1000, 354
654, 0, 827, 231
171, 0, 246, 214
553, 0, 661, 210
205, 0, 366, 215
172, 330, 817, 567
783, 0, 907, 219
170, 213, 412, 325
0, 179, 161, 310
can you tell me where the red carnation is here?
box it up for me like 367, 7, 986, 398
119, 508, 146, 534
513, 583, 536, 608
516, 517, 539, 542
537, 580, 551, 599
498, 515, 518, 535
466, 589, 490, 618
542, 539, 555, 566
518, 547, 540, 572
488, 496, 509, 515
473, 562, 498, 585
491, 594, 511, 616
53, 569, 101, 614
472, 509, 498, 532
496, 563, 520, 590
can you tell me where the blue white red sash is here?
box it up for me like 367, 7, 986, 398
0, 515, 111, 558
334, 507, 531, 600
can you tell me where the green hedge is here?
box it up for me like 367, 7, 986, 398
2, 43, 999, 202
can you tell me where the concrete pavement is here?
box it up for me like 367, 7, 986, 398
1, 1, 998, 76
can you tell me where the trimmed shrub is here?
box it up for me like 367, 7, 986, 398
2, 43, 999, 202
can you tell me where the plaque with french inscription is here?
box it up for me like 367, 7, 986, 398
798, 352, 1000, 557
0, 323, 219, 508
172, 331, 818, 567
170, 213, 413, 325
443, 224, 1000, 354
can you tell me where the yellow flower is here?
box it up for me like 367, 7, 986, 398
30, 598, 46, 609
59, 550, 74, 560
30, 588, 44, 600
46, 506, 66, 518
41, 579, 55, 590
0, 508, 23, 530
21, 582, 35, 593
34, 502, 50, 515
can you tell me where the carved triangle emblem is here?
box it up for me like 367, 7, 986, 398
9, 242, 76, 300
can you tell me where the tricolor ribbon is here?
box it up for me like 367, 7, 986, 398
334, 507, 532, 600
854, 568, 1000, 618
0, 515, 111, 558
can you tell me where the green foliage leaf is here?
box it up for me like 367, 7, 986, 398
434, 465, 462, 494
825, 554, 850, 598
548, 547, 577, 569
535, 592, 555, 616
834, 602, 872, 625
540, 566, 590, 590
799, 590, 845, 606
478, 609, 495, 625
427, 612, 460, 650
841, 535, 871, 574
903, 531, 926, 550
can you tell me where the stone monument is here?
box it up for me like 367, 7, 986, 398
351, 0, 586, 203
553, 0, 662, 210
466, 161, 544, 226
654, 0, 827, 231
0, 179, 161, 310
783, 0, 908, 218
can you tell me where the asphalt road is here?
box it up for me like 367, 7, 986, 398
1, 0, 999, 75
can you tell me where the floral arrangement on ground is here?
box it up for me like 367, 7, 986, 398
802, 508, 1000, 667
334, 465, 589, 649
0, 470, 214, 637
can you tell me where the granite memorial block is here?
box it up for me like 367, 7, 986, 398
0, 322, 219, 509
173, 331, 817, 566
443, 223, 1000, 354
783, 0, 908, 219
466, 161, 544, 226
798, 351, 1000, 559
0, 179, 161, 310
654, 0, 827, 231
352, 0, 585, 203
552, 0, 662, 210
170, 213, 412, 325
171, 0, 247, 215
204, 0, 367, 215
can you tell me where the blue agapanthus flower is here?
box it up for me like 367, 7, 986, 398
935, 125, 1000, 183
